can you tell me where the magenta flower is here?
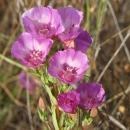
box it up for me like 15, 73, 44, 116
75, 30, 93, 53
58, 90, 80, 113
48, 49, 89, 84
57, 7, 83, 43
11, 32, 53, 68
76, 83, 105, 110
22, 6, 64, 38
19, 71, 39, 92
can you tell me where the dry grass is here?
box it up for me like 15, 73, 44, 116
0, 0, 130, 130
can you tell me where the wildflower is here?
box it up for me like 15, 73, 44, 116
58, 90, 80, 113
57, 7, 83, 44
48, 49, 89, 84
11, 32, 53, 68
75, 30, 93, 53
76, 83, 105, 110
19, 71, 39, 92
22, 6, 64, 38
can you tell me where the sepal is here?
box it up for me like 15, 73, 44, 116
37, 106, 47, 122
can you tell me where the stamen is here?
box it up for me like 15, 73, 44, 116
26, 50, 43, 66
58, 63, 77, 82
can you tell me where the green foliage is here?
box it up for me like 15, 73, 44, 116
65, 117, 77, 129
60, 112, 77, 130
82, 116, 93, 126
47, 73, 57, 84
51, 106, 60, 130
37, 106, 47, 122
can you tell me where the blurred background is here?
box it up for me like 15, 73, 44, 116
0, 0, 130, 129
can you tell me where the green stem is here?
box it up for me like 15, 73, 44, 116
51, 106, 60, 130
0, 54, 27, 71
86, 0, 90, 32
78, 108, 81, 130
43, 84, 57, 105
45, 121, 51, 130
93, 0, 103, 41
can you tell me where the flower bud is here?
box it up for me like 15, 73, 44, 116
38, 97, 45, 112
90, 108, 97, 117
68, 112, 77, 119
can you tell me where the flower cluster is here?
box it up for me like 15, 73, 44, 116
58, 83, 105, 113
11, 6, 105, 128
11, 6, 92, 68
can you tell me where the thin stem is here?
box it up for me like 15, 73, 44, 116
56, 105, 62, 130
0, 54, 27, 71
44, 121, 51, 130
53, 83, 57, 97
51, 106, 60, 130
93, 0, 103, 42
108, 1, 130, 62
97, 30, 130, 82
26, 75, 34, 130
43, 83, 57, 105
78, 108, 81, 130
53, 84, 62, 130
0, 82, 26, 108
86, 0, 90, 32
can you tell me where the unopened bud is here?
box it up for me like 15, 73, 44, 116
68, 112, 77, 119
38, 97, 45, 112
90, 108, 97, 117
64, 40, 75, 49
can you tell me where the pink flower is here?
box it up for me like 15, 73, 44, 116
58, 90, 80, 113
57, 7, 83, 43
76, 83, 105, 110
11, 32, 53, 68
48, 49, 89, 84
22, 6, 64, 38
75, 30, 93, 53
19, 71, 39, 92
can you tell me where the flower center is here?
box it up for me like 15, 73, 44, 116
25, 50, 43, 66
65, 98, 73, 106
82, 96, 96, 105
63, 24, 74, 34
39, 29, 49, 36
39, 24, 50, 36
58, 63, 77, 82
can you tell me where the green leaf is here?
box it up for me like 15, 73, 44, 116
82, 117, 93, 127
59, 112, 65, 127
60, 84, 72, 93
41, 74, 48, 84
41, 73, 57, 105
44, 84, 57, 105
51, 106, 59, 130
66, 118, 77, 129
61, 113, 77, 129
47, 73, 57, 83
37, 106, 47, 122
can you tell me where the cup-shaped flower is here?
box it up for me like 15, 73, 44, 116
19, 71, 39, 92
76, 83, 105, 110
48, 49, 89, 84
11, 32, 53, 68
58, 90, 80, 113
75, 30, 93, 53
22, 6, 64, 38
57, 7, 83, 43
